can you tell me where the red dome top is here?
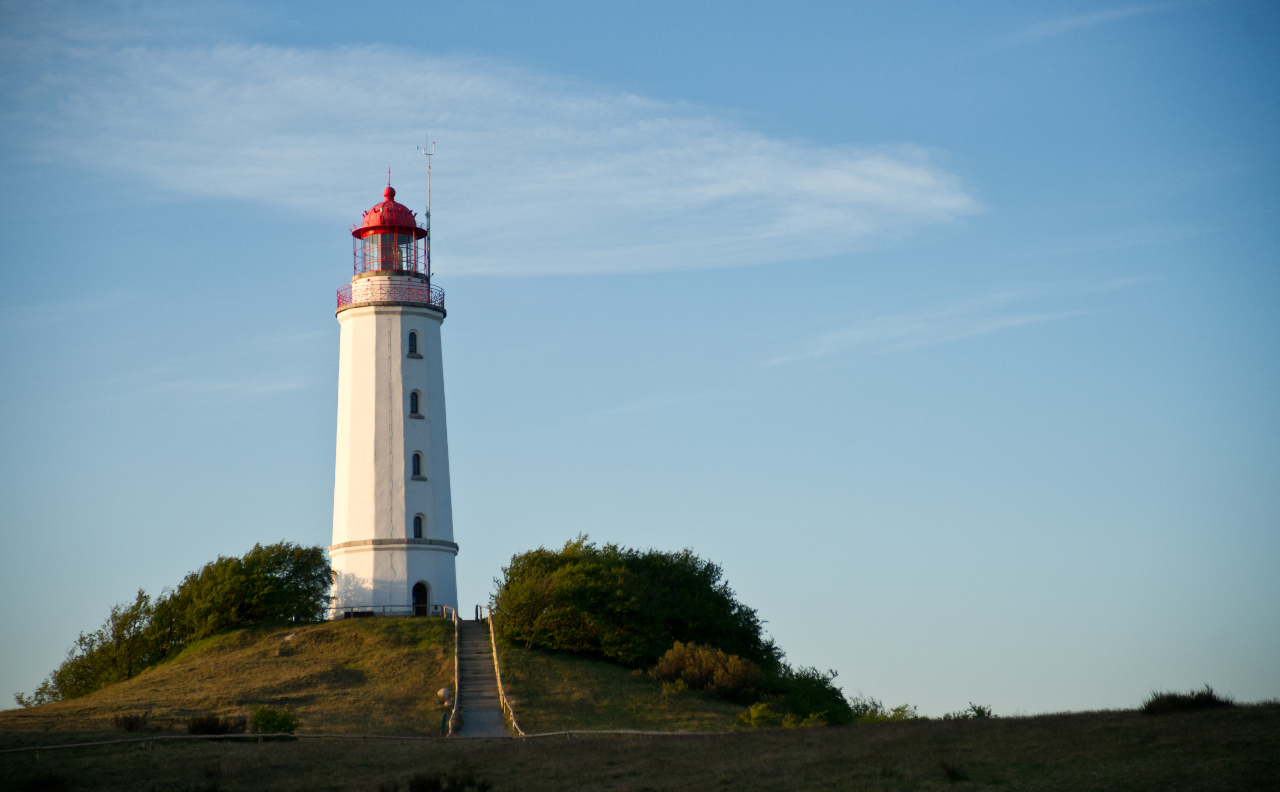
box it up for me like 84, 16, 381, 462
352, 185, 426, 239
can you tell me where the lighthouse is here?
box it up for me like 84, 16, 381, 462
328, 182, 458, 617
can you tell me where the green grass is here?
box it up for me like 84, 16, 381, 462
5, 622, 1277, 790
2, 619, 746, 738
0, 618, 456, 735
496, 641, 744, 733
2, 704, 1277, 791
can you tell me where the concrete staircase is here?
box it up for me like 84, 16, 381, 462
453, 619, 509, 737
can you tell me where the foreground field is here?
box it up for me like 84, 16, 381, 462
4, 620, 1276, 789
2, 704, 1277, 791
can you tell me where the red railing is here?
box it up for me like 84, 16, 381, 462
337, 281, 445, 311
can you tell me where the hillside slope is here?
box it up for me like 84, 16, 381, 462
1, 619, 456, 735
1, 618, 748, 736
497, 641, 745, 732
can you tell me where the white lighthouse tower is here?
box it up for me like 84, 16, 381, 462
328, 181, 458, 617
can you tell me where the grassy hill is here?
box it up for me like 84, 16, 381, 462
0, 618, 742, 736
0, 618, 456, 735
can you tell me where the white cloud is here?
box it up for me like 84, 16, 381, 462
10, 41, 978, 276
764, 279, 1140, 366
1003, 4, 1169, 44
588, 391, 724, 420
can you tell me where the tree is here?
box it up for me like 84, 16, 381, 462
14, 542, 332, 706
492, 536, 779, 670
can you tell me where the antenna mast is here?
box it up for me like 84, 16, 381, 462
417, 137, 436, 281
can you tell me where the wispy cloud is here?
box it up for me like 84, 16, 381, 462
765, 279, 1140, 366
1, 291, 136, 327
93, 329, 319, 400
1002, 4, 1169, 45
99, 364, 309, 401
588, 391, 723, 420
6, 36, 978, 276
155, 377, 307, 395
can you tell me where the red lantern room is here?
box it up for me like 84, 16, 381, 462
337, 183, 444, 313
352, 185, 429, 277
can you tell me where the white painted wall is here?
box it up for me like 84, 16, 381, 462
330, 275, 458, 614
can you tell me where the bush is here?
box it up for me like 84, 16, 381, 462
1142, 685, 1236, 715
737, 702, 782, 728
649, 642, 765, 702
492, 537, 779, 670
782, 711, 828, 728
943, 703, 994, 720
187, 714, 247, 735
773, 666, 855, 724
112, 711, 150, 732
251, 705, 300, 734
14, 542, 332, 706
848, 695, 921, 722
493, 537, 860, 724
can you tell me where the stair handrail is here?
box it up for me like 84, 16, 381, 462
442, 606, 460, 736
483, 606, 524, 736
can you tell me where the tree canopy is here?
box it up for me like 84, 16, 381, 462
492, 536, 780, 670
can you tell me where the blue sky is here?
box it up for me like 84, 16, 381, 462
1, 0, 1277, 716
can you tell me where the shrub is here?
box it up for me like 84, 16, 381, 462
773, 666, 855, 724
113, 711, 150, 732
850, 694, 889, 721
737, 702, 782, 728
782, 711, 828, 728
847, 696, 922, 722
1142, 685, 1236, 715
251, 705, 300, 734
943, 703, 994, 720
493, 538, 861, 724
492, 537, 779, 670
650, 642, 765, 702
14, 542, 332, 705
187, 714, 247, 735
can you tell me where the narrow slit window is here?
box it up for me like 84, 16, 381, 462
413, 515, 423, 539
408, 332, 418, 355
412, 453, 422, 477
410, 391, 420, 414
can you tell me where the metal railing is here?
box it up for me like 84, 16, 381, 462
443, 606, 460, 737
480, 606, 524, 736
326, 604, 443, 619
337, 281, 445, 311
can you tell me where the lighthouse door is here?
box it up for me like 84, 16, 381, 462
412, 582, 430, 617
